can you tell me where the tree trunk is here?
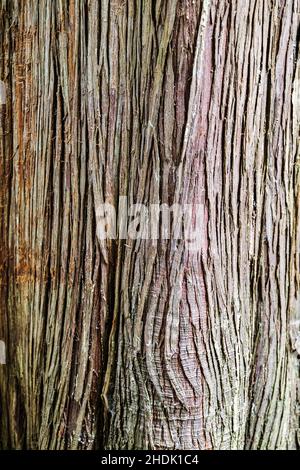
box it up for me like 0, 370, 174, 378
0, 0, 299, 450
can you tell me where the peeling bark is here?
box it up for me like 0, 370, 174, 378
0, 0, 299, 450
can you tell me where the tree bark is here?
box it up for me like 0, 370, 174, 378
0, 0, 299, 450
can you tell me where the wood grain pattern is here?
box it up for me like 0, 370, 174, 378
0, 0, 299, 450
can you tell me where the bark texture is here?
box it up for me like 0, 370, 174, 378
0, 0, 299, 450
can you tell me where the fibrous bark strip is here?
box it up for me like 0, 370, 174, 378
0, 0, 299, 450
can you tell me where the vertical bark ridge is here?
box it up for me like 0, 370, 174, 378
0, 0, 299, 450
0, 0, 104, 449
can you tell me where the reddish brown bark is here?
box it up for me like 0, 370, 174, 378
0, 0, 299, 450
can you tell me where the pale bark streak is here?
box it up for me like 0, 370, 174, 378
0, 0, 299, 450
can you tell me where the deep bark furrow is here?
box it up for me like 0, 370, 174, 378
0, 0, 299, 450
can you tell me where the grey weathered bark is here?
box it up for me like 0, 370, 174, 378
0, 0, 299, 450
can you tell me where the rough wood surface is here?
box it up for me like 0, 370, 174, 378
0, 0, 299, 450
